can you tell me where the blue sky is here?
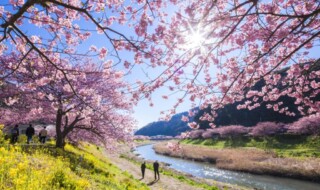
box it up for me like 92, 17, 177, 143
132, 84, 193, 129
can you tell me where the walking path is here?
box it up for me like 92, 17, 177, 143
108, 153, 204, 190
106, 143, 248, 190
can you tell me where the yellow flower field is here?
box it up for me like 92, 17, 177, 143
0, 128, 149, 190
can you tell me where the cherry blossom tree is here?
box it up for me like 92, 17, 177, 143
0, 0, 163, 66
287, 114, 320, 135
188, 129, 205, 139
250, 122, 287, 137
1, 0, 320, 140
1, 0, 160, 148
136, 0, 320, 125
202, 129, 220, 139
0, 54, 134, 148
0, 0, 168, 105
217, 125, 250, 138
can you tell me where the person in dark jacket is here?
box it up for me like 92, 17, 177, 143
141, 162, 146, 179
10, 125, 19, 144
153, 160, 160, 180
25, 124, 35, 144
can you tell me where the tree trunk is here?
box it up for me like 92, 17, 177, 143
55, 109, 65, 149
56, 135, 65, 148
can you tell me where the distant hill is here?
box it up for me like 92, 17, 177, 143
135, 94, 302, 137
194, 96, 301, 129
134, 111, 193, 137
135, 92, 316, 136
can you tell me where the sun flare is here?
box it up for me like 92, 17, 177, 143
183, 22, 206, 49
188, 31, 205, 48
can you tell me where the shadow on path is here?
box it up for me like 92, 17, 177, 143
147, 179, 159, 186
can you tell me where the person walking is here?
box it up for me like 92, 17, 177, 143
141, 162, 146, 179
10, 125, 19, 144
25, 124, 35, 144
39, 126, 48, 144
153, 160, 160, 180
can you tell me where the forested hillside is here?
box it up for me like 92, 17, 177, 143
135, 95, 302, 136
134, 112, 192, 136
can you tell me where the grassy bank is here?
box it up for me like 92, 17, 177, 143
154, 137, 320, 182
0, 131, 149, 190
182, 135, 320, 158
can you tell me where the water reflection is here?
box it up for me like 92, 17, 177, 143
134, 144, 320, 190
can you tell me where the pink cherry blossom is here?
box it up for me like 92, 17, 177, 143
188, 122, 199, 129
99, 47, 108, 60
1, 0, 320, 150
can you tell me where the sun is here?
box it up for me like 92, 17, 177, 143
183, 22, 206, 49
188, 30, 205, 48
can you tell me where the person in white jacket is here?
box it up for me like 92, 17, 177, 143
39, 126, 48, 144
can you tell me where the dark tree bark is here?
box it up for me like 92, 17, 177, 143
55, 108, 65, 148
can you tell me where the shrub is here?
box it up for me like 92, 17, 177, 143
217, 125, 250, 138
202, 129, 220, 139
251, 122, 287, 137
287, 114, 320, 135
188, 130, 205, 139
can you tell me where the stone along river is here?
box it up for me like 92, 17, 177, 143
134, 144, 320, 190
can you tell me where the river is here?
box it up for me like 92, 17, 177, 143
134, 144, 320, 190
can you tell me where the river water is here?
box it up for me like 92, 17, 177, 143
134, 144, 320, 190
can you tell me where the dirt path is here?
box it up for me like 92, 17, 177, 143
108, 153, 204, 190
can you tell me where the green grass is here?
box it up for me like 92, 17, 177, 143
0, 128, 149, 190
182, 135, 320, 158
65, 144, 149, 190
120, 154, 220, 190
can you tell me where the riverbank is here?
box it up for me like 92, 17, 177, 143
183, 135, 320, 158
153, 141, 320, 182
106, 142, 250, 190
